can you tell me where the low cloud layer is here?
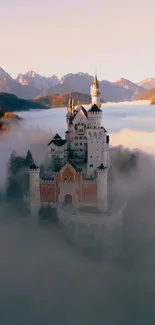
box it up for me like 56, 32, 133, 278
1, 119, 155, 324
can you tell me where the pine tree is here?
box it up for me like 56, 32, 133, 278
40, 163, 45, 178
25, 150, 34, 167
8, 150, 18, 176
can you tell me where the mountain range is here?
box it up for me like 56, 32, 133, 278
0, 67, 155, 102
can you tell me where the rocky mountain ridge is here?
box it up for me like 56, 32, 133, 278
0, 66, 155, 102
136, 88, 155, 100
137, 78, 155, 90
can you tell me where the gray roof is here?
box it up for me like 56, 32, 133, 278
48, 133, 67, 147
88, 104, 102, 113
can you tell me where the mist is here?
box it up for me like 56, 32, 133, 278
1, 118, 155, 324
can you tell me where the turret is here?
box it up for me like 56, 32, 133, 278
97, 164, 108, 212
88, 104, 102, 128
29, 163, 40, 216
66, 94, 75, 124
90, 72, 101, 107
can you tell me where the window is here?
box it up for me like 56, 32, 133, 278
80, 149, 83, 151
75, 124, 77, 130
74, 136, 78, 139
89, 164, 93, 167
80, 143, 82, 146
90, 156, 92, 158
80, 136, 82, 139
75, 143, 78, 146
51, 149, 54, 152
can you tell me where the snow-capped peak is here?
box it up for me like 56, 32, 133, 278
137, 77, 155, 90
25, 70, 37, 78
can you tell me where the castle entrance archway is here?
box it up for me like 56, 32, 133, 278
64, 194, 72, 205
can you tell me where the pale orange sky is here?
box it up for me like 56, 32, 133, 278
0, 0, 155, 81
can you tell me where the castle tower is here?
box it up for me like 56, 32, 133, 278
87, 102, 109, 176
97, 164, 108, 212
90, 72, 101, 107
66, 94, 74, 124
29, 163, 41, 216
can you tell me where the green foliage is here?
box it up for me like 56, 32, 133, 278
7, 149, 34, 200
40, 163, 45, 178
25, 150, 34, 167
8, 150, 25, 176
0, 93, 45, 112
6, 176, 22, 199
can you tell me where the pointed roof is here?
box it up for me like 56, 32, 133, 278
92, 72, 99, 88
48, 133, 67, 146
67, 160, 82, 173
68, 105, 88, 123
97, 163, 106, 170
55, 160, 82, 174
53, 133, 61, 139
29, 163, 39, 170
88, 104, 102, 113
80, 105, 88, 118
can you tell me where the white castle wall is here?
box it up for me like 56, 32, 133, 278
48, 142, 67, 166
97, 168, 108, 212
88, 111, 102, 128
86, 128, 108, 176
91, 95, 100, 107
57, 201, 127, 253
29, 167, 41, 216
71, 108, 88, 161
91, 84, 101, 107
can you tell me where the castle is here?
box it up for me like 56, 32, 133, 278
29, 73, 110, 216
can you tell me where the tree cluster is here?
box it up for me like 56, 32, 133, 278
6, 149, 35, 200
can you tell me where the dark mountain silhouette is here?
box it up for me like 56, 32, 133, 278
0, 92, 92, 112
0, 93, 45, 112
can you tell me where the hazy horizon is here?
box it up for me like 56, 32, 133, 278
1, 0, 155, 82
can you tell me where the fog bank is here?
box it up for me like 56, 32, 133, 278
0, 118, 155, 324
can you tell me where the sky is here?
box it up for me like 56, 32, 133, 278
0, 0, 155, 82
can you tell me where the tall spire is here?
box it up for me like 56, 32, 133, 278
90, 70, 101, 107
68, 93, 72, 107
93, 69, 99, 88
66, 93, 75, 124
